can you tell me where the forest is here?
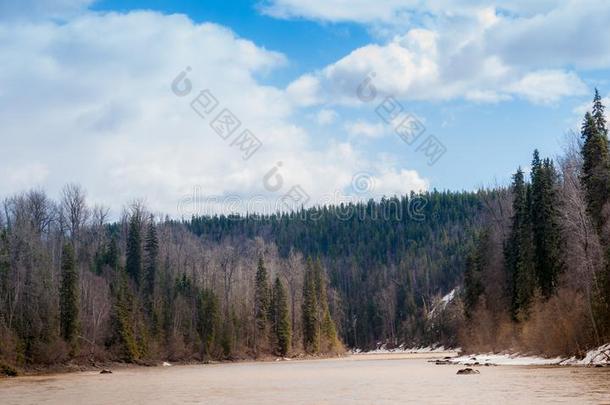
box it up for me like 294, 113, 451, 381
1, 91, 609, 372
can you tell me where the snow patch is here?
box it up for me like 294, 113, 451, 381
352, 344, 459, 355
428, 288, 457, 319
451, 353, 564, 366
452, 344, 610, 367
560, 343, 610, 366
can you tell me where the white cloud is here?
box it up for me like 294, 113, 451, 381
260, 0, 565, 24
315, 108, 338, 125
344, 120, 386, 139
259, 0, 417, 24
373, 168, 429, 196
283, 3, 595, 106
507, 70, 587, 104
0, 9, 427, 216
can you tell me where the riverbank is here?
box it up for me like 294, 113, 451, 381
0, 352, 346, 378
449, 343, 610, 367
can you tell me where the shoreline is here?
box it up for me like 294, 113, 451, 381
3, 344, 608, 380
0, 352, 349, 379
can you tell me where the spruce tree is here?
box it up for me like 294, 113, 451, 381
593, 88, 607, 137
271, 276, 291, 356
254, 257, 270, 350
198, 289, 220, 358
105, 235, 119, 272
302, 258, 319, 353
581, 108, 610, 231
110, 268, 140, 362
143, 216, 159, 298
314, 259, 337, 350
60, 243, 79, 345
464, 232, 486, 319
505, 168, 535, 320
530, 151, 562, 297
126, 213, 142, 286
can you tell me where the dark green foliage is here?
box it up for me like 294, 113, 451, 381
314, 259, 338, 349
109, 268, 140, 362
302, 258, 319, 353
463, 232, 486, 319
187, 191, 482, 349
126, 214, 142, 286
0, 361, 18, 377
530, 151, 563, 297
271, 276, 291, 356
143, 216, 159, 298
59, 243, 79, 345
254, 257, 270, 351
581, 107, 610, 231
504, 168, 535, 320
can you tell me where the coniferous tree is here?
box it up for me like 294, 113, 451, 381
105, 235, 119, 272
143, 216, 159, 299
254, 257, 270, 350
271, 276, 291, 356
109, 268, 140, 362
302, 258, 319, 353
314, 259, 338, 350
593, 88, 608, 137
126, 213, 142, 286
505, 168, 535, 320
530, 151, 562, 296
580, 92, 610, 335
59, 243, 79, 346
581, 107, 610, 231
463, 232, 486, 319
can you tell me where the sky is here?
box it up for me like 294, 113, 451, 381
1, 0, 609, 217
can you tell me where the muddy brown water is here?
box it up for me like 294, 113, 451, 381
1, 353, 609, 404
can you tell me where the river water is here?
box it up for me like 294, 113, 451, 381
1, 353, 609, 404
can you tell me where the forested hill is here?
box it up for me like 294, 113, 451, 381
185, 191, 484, 348
0, 186, 483, 372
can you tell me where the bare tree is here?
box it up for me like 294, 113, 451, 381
60, 184, 89, 247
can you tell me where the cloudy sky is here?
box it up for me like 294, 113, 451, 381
1, 0, 608, 217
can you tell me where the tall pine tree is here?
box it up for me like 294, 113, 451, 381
143, 215, 159, 298
505, 168, 535, 320
126, 213, 142, 286
254, 257, 270, 351
581, 105, 610, 231
314, 259, 338, 350
302, 258, 319, 353
271, 276, 291, 356
530, 151, 562, 297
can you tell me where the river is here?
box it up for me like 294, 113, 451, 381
1, 353, 609, 404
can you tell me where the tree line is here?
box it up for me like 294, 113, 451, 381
0, 193, 342, 371
463, 90, 610, 356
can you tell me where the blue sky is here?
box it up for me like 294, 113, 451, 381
0, 0, 608, 215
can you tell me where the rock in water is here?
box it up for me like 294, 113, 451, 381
100, 369, 112, 374
457, 368, 480, 375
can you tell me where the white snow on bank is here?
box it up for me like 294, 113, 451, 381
352, 344, 459, 355
561, 343, 610, 366
452, 344, 610, 367
451, 353, 564, 366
